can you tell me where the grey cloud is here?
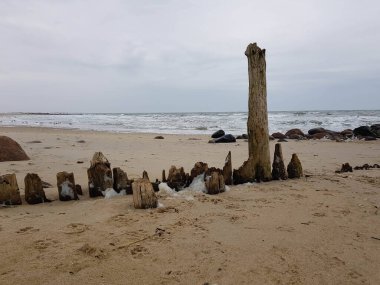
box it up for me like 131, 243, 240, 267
0, 0, 379, 112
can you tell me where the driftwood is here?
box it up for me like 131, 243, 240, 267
0, 173, 22, 205
56, 171, 78, 201
132, 178, 158, 209
223, 151, 233, 185
272, 143, 287, 180
205, 170, 225, 195
87, 152, 113, 197
287, 154, 303, 179
24, 173, 50, 204
239, 43, 271, 182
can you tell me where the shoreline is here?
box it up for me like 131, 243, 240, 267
1, 110, 379, 136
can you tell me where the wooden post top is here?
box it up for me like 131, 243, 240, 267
245, 43, 266, 57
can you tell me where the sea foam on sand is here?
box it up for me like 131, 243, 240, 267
102, 188, 126, 199
158, 174, 212, 201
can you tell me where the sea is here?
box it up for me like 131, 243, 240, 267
0, 110, 379, 135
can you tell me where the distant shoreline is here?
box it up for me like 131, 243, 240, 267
1, 109, 380, 116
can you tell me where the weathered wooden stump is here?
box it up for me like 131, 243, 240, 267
0, 173, 22, 205
272, 143, 287, 180
223, 151, 232, 185
205, 170, 225, 195
132, 178, 158, 209
142, 170, 150, 181
235, 43, 272, 183
57, 171, 78, 201
24, 173, 50, 204
287, 153, 303, 179
75, 184, 83, 195
190, 162, 208, 183
87, 152, 113, 197
233, 159, 255, 184
167, 166, 188, 190
113, 167, 129, 192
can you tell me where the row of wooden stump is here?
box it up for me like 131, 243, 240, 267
0, 143, 303, 209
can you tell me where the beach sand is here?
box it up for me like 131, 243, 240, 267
0, 127, 379, 285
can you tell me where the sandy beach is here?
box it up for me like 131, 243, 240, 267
0, 126, 379, 285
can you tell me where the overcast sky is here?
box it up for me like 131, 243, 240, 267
0, 0, 379, 113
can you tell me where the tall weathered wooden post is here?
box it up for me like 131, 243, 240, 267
246, 43, 272, 181
234, 43, 272, 183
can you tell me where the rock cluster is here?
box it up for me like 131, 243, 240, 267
354, 163, 380, 170
335, 162, 379, 173
270, 124, 379, 142
209, 124, 379, 144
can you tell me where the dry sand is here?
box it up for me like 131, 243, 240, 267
0, 126, 379, 285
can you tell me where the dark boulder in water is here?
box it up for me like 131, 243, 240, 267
370, 124, 380, 138
340, 129, 353, 137
311, 132, 331, 140
213, 134, 236, 143
288, 134, 305, 140
364, 136, 377, 141
353, 126, 375, 137
211, 130, 225, 139
285, 129, 305, 138
271, 132, 286, 139
236, 134, 248, 139
308, 128, 326, 135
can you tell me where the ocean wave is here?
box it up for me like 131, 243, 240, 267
0, 111, 379, 134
